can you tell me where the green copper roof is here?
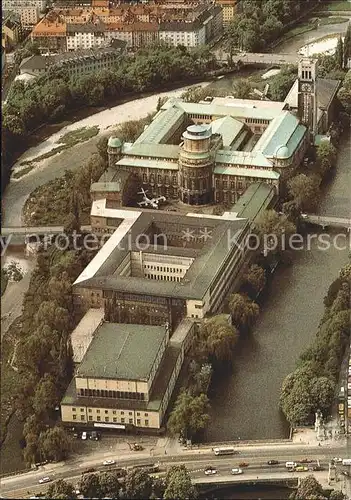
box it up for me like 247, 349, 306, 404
108, 137, 122, 148
134, 106, 185, 145
211, 116, 245, 147
76, 323, 167, 381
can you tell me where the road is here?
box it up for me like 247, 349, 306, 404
1, 443, 349, 498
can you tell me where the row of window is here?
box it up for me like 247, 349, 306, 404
215, 179, 244, 189
77, 388, 146, 400
142, 173, 177, 184
144, 264, 183, 273
72, 414, 149, 426
246, 118, 270, 125
72, 407, 148, 417
146, 274, 181, 282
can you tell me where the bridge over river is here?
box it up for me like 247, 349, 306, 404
214, 51, 299, 66
302, 214, 351, 230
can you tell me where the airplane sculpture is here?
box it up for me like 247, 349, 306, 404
137, 188, 166, 209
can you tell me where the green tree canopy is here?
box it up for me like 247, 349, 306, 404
39, 426, 71, 462
78, 473, 103, 499
167, 391, 211, 440
47, 479, 77, 499
163, 465, 198, 499
287, 174, 321, 211
228, 293, 259, 333
124, 468, 153, 499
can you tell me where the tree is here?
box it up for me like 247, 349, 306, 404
167, 391, 211, 440
96, 135, 109, 163
200, 315, 239, 363
329, 491, 346, 500
99, 471, 121, 499
256, 209, 296, 256
343, 22, 351, 69
124, 468, 153, 499
335, 36, 344, 69
47, 480, 77, 499
290, 475, 326, 500
310, 376, 335, 414
316, 142, 337, 170
32, 374, 59, 418
228, 293, 259, 333
163, 465, 198, 500
242, 264, 266, 297
287, 174, 321, 211
268, 65, 297, 101
39, 426, 71, 462
34, 300, 70, 333
232, 79, 252, 99
78, 473, 103, 499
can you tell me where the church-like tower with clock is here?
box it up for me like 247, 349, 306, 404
297, 57, 318, 139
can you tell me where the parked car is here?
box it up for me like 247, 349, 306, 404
231, 468, 243, 475
103, 459, 116, 466
38, 477, 52, 484
84, 468, 96, 474
295, 466, 309, 472
204, 466, 217, 475
90, 431, 100, 441
239, 462, 249, 467
81, 431, 87, 440
299, 458, 312, 463
310, 466, 324, 471
267, 460, 279, 465
132, 443, 143, 451
332, 457, 343, 463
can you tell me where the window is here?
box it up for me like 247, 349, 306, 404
80, 408, 84, 412
105, 417, 109, 422
223, 181, 228, 189
113, 417, 117, 423
97, 409, 100, 413
129, 418, 133, 424
129, 412, 132, 416
97, 416, 101, 421
88, 408, 92, 413
121, 418, 125, 423
137, 419, 141, 425
121, 411, 124, 415
105, 410, 108, 414
81, 415, 85, 421
145, 420, 149, 426
89, 415, 93, 421
73, 414, 77, 420
157, 175, 162, 184
113, 410, 116, 415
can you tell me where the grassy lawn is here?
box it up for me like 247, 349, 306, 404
23, 175, 90, 226
322, 1, 351, 11
316, 15, 350, 24
18, 126, 100, 168
12, 164, 35, 179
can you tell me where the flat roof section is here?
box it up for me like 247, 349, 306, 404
76, 322, 167, 381
229, 183, 277, 223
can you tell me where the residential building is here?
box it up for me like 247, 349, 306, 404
2, 14, 23, 50
2, 0, 46, 14
19, 45, 126, 78
20, 7, 41, 29
215, 0, 237, 27
66, 22, 107, 50
31, 12, 66, 50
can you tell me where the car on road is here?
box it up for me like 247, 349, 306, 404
287, 468, 296, 472
299, 458, 312, 463
231, 468, 243, 475
310, 466, 324, 471
267, 460, 279, 465
131, 443, 143, 451
81, 431, 87, 440
84, 468, 96, 474
332, 457, 343, 463
239, 462, 249, 467
103, 459, 116, 466
295, 466, 309, 472
38, 477, 52, 484
204, 466, 217, 475
90, 431, 100, 441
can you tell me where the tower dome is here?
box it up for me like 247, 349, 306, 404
275, 145, 289, 159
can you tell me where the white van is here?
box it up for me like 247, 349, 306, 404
286, 462, 297, 468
